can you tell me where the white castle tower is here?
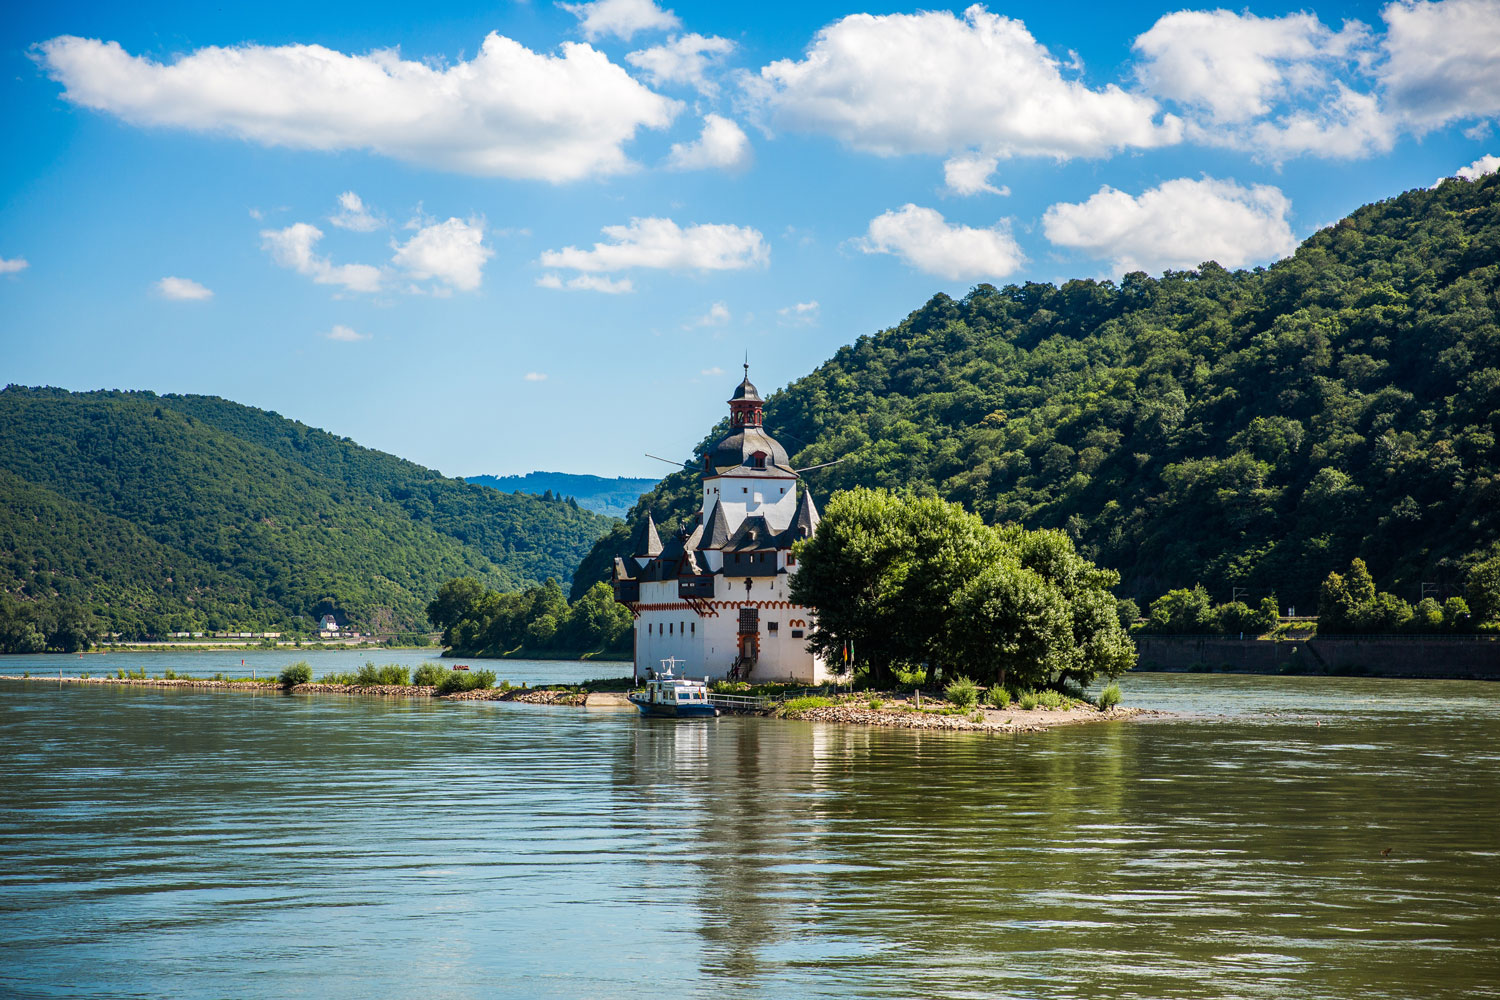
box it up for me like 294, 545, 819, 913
612, 368, 830, 684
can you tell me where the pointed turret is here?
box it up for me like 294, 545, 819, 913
793, 489, 820, 540
632, 512, 663, 560
704, 498, 734, 549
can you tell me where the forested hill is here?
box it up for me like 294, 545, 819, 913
576, 172, 1500, 608
466, 471, 658, 518
0, 388, 615, 636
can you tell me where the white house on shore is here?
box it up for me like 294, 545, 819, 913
612, 369, 832, 684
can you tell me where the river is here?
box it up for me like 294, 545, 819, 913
1, 664, 1496, 999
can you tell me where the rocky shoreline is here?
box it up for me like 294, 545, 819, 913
786, 701, 1150, 732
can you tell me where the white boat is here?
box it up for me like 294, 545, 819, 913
627, 658, 720, 718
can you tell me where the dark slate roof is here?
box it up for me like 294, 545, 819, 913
612, 555, 639, 581
703, 425, 795, 477
721, 513, 778, 553
793, 489, 820, 540
704, 499, 734, 549
631, 512, 663, 559
729, 376, 762, 402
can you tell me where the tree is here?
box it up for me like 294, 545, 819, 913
1466, 556, 1500, 624
1145, 585, 1217, 633
426, 577, 486, 641
791, 488, 1134, 690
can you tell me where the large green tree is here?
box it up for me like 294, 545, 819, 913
791, 488, 1135, 690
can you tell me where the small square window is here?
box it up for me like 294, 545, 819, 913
791, 629, 804, 638
767, 621, 779, 633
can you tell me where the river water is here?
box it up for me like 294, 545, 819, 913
1, 665, 1496, 999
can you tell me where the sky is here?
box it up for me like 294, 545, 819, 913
2, 0, 1498, 479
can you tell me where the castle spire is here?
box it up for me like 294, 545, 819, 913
728, 364, 763, 428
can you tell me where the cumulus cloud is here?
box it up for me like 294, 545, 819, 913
1381, 0, 1500, 131
1435, 152, 1500, 185
0, 257, 29, 274
666, 114, 751, 171
523, 371, 548, 381
538, 217, 769, 274
1042, 176, 1297, 275
626, 33, 735, 93
535, 273, 636, 293
756, 7, 1180, 163
561, 0, 679, 41
325, 324, 370, 342
261, 223, 383, 293
391, 218, 492, 292
330, 191, 383, 231
851, 204, 1024, 281
36, 33, 678, 182
943, 153, 1009, 197
155, 276, 213, 300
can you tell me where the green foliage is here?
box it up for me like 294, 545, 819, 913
1146, 585, 1217, 633
354, 662, 410, 686
1035, 689, 1068, 709
1466, 556, 1500, 624
433, 579, 632, 657
1017, 691, 1040, 710
0, 592, 92, 653
279, 662, 312, 688
791, 488, 1134, 690
944, 676, 979, 708
579, 174, 1500, 612
436, 668, 496, 695
0, 388, 614, 636
985, 686, 1012, 709
319, 671, 358, 685
782, 695, 835, 713
1098, 682, 1122, 709
413, 663, 447, 687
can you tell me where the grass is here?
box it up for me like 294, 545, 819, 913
781, 695, 834, 715
1097, 682, 1122, 709
985, 686, 1012, 709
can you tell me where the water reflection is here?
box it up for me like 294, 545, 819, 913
1, 675, 1497, 999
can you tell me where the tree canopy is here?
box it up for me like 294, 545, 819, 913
428, 578, 632, 658
789, 488, 1134, 690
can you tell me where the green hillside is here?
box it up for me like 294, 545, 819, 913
0, 388, 615, 637
576, 173, 1500, 609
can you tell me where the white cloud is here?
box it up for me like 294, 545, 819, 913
1244, 84, 1395, 159
1381, 0, 1500, 132
0, 257, 29, 274
37, 33, 678, 182
756, 7, 1181, 162
701, 366, 725, 376
943, 153, 1009, 197
535, 273, 636, 293
1134, 10, 1369, 125
391, 218, 492, 292
538, 217, 769, 273
325, 324, 370, 342
155, 276, 213, 300
666, 114, 751, 171
261, 223, 383, 293
689, 301, 731, 327
561, 0, 679, 41
1436, 152, 1500, 185
523, 371, 548, 381
778, 300, 819, 324
330, 191, 383, 232
851, 204, 1024, 281
626, 33, 734, 93
1042, 176, 1297, 275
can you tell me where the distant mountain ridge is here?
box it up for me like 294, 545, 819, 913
467, 471, 657, 518
0, 387, 615, 636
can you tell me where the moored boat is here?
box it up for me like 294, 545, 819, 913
628, 658, 720, 718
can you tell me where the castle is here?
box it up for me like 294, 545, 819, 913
612, 369, 832, 684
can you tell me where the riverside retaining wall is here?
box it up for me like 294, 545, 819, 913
1134, 636, 1500, 680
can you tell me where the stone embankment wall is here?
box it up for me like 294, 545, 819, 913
1134, 636, 1500, 680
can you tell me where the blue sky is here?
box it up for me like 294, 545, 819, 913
2, 0, 1497, 478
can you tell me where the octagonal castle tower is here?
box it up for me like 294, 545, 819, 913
612, 368, 831, 683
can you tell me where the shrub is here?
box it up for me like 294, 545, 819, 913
1036, 689, 1066, 709
436, 668, 495, 695
1098, 682, 1122, 709
279, 662, 313, 688
985, 686, 1012, 709
867, 697, 884, 710
782, 695, 834, 714
1017, 691, 1040, 710
319, 671, 357, 685
163, 668, 177, 680
354, 662, 410, 686
944, 676, 979, 708
413, 663, 447, 687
